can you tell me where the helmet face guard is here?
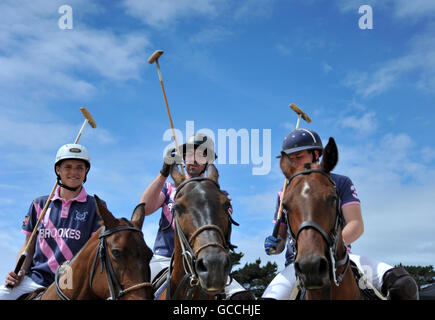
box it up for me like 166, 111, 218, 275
277, 129, 323, 159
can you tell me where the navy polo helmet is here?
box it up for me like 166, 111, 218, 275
277, 128, 323, 158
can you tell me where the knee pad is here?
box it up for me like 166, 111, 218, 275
381, 267, 419, 300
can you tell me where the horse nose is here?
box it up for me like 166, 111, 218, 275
294, 254, 329, 289
196, 250, 231, 292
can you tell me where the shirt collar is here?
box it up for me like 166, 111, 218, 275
52, 186, 88, 203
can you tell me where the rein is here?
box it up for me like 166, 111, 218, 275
286, 166, 350, 287
55, 223, 153, 300
166, 177, 238, 299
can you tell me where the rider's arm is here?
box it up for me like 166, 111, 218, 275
341, 203, 364, 245
140, 173, 167, 215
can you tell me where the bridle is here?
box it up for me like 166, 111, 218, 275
55, 222, 153, 300
285, 165, 350, 287
165, 177, 238, 299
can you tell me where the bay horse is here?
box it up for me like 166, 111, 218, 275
158, 164, 238, 299
28, 196, 153, 300
279, 137, 362, 300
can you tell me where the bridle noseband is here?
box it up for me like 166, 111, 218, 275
55, 222, 153, 300
286, 166, 350, 287
166, 177, 238, 299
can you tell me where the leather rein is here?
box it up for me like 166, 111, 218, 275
55, 223, 153, 300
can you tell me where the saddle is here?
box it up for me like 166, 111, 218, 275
18, 287, 47, 300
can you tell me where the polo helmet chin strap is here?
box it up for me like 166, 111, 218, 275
56, 176, 84, 192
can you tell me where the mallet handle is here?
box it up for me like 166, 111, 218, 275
272, 178, 288, 238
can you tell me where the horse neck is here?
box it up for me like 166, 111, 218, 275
63, 230, 102, 299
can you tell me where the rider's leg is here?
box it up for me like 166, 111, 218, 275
225, 279, 256, 300
381, 266, 419, 300
349, 254, 392, 292
149, 254, 171, 282
261, 264, 297, 300
0, 275, 45, 300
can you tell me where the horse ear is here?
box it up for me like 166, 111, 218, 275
94, 195, 117, 229
131, 203, 146, 230
321, 137, 338, 173
207, 164, 219, 184
170, 165, 185, 187
280, 152, 297, 179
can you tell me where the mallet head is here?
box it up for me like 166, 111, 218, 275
80, 107, 97, 128
289, 104, 312, 123
148, 50, 164, 64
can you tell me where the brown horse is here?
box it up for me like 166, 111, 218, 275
158, 164, 236, 299
29, 196, 153, 300
279, 137, 361, 300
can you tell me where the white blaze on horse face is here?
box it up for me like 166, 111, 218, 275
301, 181, 310, 199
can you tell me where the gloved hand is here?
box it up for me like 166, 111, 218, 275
160, 148, 183, 177
264, 235, 281, 255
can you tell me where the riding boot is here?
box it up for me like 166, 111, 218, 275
381, 266, 419, 300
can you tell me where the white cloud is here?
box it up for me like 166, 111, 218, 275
339, 111, 377, 135
335, 132, 435, 265
344, 27, 435, 96
0, 0, 150, 101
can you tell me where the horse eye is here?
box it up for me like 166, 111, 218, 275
111, 249, 122, 259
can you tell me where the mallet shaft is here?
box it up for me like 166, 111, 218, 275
152, 55, 186, 177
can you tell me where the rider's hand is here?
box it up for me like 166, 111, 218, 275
160, 148, 183, 177
5, 270, 24, 288
264, 235, 281, 255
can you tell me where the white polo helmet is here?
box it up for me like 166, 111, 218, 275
54, 144, 91, 189
55, 144, 91, 167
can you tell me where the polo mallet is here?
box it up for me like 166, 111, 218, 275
272, 104, 312, 238
7, 107, 96, 289
148, 50, 186, 178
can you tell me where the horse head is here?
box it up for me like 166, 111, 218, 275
169, 164, 232, 296
280, 137, 345, 291
91, 196, 154, 300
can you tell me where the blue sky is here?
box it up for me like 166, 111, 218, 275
1, 0, 435, 281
